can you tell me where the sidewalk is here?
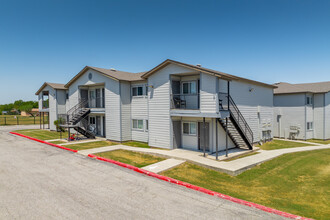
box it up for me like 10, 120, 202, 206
78, 144, 330, 176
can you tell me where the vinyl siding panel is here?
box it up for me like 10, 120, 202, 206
313, 93, 324, 139
148, 64, 195, 149
273, 94, 306, 139
200, 73, 217, 113
56, 90, 67, 115
120, 81, 131, 141
131, 81, 148, 142
220, 79, 274, 142
325, 92, 330, 139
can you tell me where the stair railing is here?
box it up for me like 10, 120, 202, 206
219, 92, 254, 146
66, 99, 89, 124
77, 116, 97, 136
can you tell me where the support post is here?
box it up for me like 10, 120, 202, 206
227, 81, 230, 109
39, 114, 41, 129
226, 117, 228, 157
42, 112, 44, 130
68, 128, 71, 141
203, 117, 206, 157
216, 119, 218, 160
17, 117, 19, 125
4, 117, 6, 125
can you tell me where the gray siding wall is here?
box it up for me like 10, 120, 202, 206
200, 73, 217, 113
273, 94, 306, 139
67, 69, 121, 141
325, 92, 330, 139
120, 81, 131, 141
313, 93, 324, 139
148, 64, 195, 149
220, 79, 273, 142
131, 81, 148, 142
56, 90, 67, 115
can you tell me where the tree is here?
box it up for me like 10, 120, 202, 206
19, 104, 36, 116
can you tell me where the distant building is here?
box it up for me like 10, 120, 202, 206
20, 108, 39, 116
273, 81, 330, 140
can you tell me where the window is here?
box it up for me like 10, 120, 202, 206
132, 119, 144, 130
182, 81, 197, 94
132, 86, 143, 96
306, 96, 313, 105
182, 122, 197, 135
66, 93, 69, 99
307, 122, 313, 131
145, 120, 148, 131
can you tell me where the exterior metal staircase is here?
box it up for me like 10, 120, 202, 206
218, 93, 253, 150
66, 99, 95, 139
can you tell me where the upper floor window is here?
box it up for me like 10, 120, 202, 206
132, 86, 143, 97
306, 96, 313, 105
182, 81, 197, 94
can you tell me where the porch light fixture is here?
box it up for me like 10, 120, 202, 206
249, 87, 254, 92
148, 85, 154, 89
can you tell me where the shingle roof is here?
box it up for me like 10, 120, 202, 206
35, 82, 67, 95
65, 66, 145, 87
274, 81, 330, 94
142, 59, 276, 88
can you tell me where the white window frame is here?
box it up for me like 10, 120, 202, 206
132, 85, 144, 97
306, 96, 313, 105
182, 122, 197, 136
132, 119, 144, 131
307, 122, 313, 131
182, 81, 197, 95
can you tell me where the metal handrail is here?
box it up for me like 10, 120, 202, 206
66, 99, 89, 124
219, 92, 253, 145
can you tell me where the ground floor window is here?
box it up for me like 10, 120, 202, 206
132, 119, 144, 130
145, 120, 148, 131
183, 122, 196, 135
307, 122, 313, 131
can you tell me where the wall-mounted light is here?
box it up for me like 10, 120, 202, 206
249, 87, 254, 92
148, 85, 154, 89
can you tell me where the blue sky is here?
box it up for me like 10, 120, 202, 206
0, 0, 329, 104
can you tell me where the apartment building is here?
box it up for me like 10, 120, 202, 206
273, 82, 330, 140
36, 59, 275, 152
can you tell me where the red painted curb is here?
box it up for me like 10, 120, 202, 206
88, 153, 312, 220
10, 132, 78, 153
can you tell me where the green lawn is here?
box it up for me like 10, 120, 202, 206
224, 151, 260, 162
259, 139, 313, 150
95, 149, 165, 168
48, 140, 67, 144
13, 129, 68, 140
306, 139, 330, 145
63, 141, 117, 151
0, 115, 48, 125
162, 149, 330, 220
123, 141, 169, 150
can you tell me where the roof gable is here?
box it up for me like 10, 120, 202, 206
65, 66, 145, 88
142, 59, 276, 88
35, 82, 66, 95
274, 81, 330, 94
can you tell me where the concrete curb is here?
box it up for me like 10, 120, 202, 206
88, 153, 312, 220
9, 132, 78, 153
8, 132, 312, 220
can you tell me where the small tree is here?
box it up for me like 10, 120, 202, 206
54, 118, 65, 132
19, 104, 37, 117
